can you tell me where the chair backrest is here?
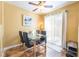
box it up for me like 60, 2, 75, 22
41, 31, 46, 35
40, 31, 47, 43
19, 31, 24, 43
23, 32, 32, 48
36, 30, 40, 34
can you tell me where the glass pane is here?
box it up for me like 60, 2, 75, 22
45, 16, 52, 41
54, 13, 63, 46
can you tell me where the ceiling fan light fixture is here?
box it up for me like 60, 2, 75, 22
40, 6, 44, 9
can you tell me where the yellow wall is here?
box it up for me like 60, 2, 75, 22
0, 2, 2, 24
37, 15, 44, 31
3, 2, 42, 47
66, 2, 79, 42
45, 2, 79, 42
0, 2, 4, 57
0, 2, 2, 48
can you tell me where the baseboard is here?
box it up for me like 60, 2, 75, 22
3, 43, 22, 51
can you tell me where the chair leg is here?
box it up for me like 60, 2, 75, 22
40, 43, 46, 56
33, 42, 36, 57
45, 43, 46, 56
38, 44, 40, 53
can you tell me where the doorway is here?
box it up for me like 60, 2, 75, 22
44, 12, 67, 56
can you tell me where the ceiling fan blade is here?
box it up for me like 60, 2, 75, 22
33, 8, 38, 11
44, 5, 53, 8
28, 2, 39, 6
28, 1, 46, 6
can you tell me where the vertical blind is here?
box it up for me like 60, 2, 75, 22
45, 11, 68, 49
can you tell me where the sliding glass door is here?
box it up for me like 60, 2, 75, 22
45, 13, 63, 52
53, 13, 63, 46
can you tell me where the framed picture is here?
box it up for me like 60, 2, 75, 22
23, 15, 32, 27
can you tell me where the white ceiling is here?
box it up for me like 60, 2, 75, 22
7, 1, 76, 15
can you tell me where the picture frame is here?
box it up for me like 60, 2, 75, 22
23, 15, 32, 27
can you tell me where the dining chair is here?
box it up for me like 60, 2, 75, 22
23, 32, 34, 48
22, 32, 35, 56
40, 31, 46, 43
19, 31, 25, 46
40, 32, 46, 47
36, 30, 40, 34
39, 31, 47, 56
41, 31, 46, 35
23, 32, 45, 56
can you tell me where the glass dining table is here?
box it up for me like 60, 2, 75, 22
28, 33, 46, 57
28, 34, 41, 57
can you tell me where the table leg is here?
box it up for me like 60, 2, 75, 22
33, 42, 36, 57
45, 43, 46, 56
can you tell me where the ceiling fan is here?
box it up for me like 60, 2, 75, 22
28, 1, 53, 11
